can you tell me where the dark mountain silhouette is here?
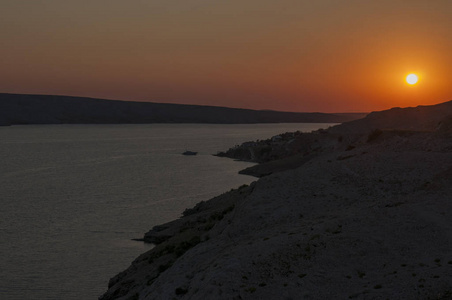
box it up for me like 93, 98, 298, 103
0, 93, 366, 125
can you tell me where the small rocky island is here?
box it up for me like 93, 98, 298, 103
182, 151, 198, 156
100, 101, 452, 299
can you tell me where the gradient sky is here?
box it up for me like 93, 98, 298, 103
1, 0, 451, 112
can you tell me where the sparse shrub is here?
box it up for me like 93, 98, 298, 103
438, 290, 452, 299
127, 293, 139, 300
164, 244, 175, 254
175, 236, 201, 257
337, 154, 355, 160
158, 261, 174, 273
385, 202, 404, 208
175, 287, 188, 295
310, 234, 321, 241
224, 204, 235, 213
367, 129, 383, 143
209, 212, 224, 221
208, 205, 235, 222
148, 251, 163, 264
182, 201, 205, 217
204, 223, 215, 231
197, 216, 207, 223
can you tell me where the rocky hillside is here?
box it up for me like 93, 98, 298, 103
216, 100, 452, 176
100, 100, 452, 300
0, 93, 366, 125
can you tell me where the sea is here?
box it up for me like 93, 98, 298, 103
0, 123, 332, 299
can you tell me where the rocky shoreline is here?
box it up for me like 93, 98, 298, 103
100, 101, 452, 299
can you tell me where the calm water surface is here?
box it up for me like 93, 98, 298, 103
0, 123, 332, 299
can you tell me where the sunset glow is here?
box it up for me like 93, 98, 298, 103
0, 1, 451, 112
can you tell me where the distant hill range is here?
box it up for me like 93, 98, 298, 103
0, 93, 366, 125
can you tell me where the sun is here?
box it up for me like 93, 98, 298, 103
406, 74, 418, 85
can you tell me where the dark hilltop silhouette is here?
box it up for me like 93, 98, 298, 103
0, 93, 366, 125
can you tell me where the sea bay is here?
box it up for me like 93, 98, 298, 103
0, 123, 332, 299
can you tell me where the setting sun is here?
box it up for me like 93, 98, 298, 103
406, 74, 418, 85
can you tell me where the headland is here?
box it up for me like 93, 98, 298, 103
100, 100, 452, 299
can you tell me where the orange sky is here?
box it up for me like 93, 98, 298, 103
1, 0, 451, 112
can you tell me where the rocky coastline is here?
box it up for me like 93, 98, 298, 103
100, 101, 452, 299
